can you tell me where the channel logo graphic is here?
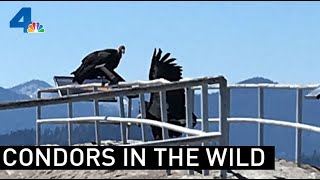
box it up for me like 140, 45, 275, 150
10, 7, 45, 33
27, 22, 45, 33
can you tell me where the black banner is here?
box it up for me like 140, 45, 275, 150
0, 146, 275, 170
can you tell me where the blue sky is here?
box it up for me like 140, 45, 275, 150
1, 1, 320, 88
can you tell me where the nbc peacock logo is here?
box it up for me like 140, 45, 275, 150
27, 22, 45, 33
10, 7, 46, 33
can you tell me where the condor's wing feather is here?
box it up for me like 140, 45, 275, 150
148, 48, 182, 82
146, 48, 197, 140
71, 50, 115, 83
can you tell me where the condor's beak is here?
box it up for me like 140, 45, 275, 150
122, 49, 125, 54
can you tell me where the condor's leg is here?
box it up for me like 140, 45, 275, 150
151, 126, 163, 140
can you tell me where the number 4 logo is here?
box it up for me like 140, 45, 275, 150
10, 7, 45, 33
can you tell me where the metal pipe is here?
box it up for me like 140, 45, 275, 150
67, 89, 72, 146
0, 76, 225, 111
258, 88, 264, 146
122, 132, 221, 147
36, 116, 320, 136
126, 97, 132, 141
93, 87, 100, 146
119, 96, 127, 144
295, 89, 303, 167
185, 87, 194, 175
160, 90, 170, 175
139, 94, 147, 142
36, 91, 41, 146
201, 84, 209, 176
219, 80, 229, 179
160, 91, 169, 139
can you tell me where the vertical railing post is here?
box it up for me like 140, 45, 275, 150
201, 84, 209, 176
160, 91, 169, 139
159, 90, 170, 175
119, 96, 127, 144
67, 89, 73, 146
201, 84, 209, 133
258, 88, 264, 146
139, 94, 147, 142
219, 78, 229, 179
190, 89, 195, 116
185, 87, 194, 175
93, 87, 100, 146
185, 87, 194, 133
296, 88, 302, 167
36, 91, 42, 146
126, 97, 132, 141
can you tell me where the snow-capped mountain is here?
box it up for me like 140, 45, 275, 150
9, 80, 52, 99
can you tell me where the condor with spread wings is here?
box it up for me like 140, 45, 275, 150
71, 45, 125, 85
145, 48, 198, 140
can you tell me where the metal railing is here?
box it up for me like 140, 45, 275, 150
203, 83, 320, 167
0, 76, 229, 178
0, 76, 320, 178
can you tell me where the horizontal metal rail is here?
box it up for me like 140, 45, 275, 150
37, 116, 320, 139
196, 118, 320, 134
191, 83, 320, 90
121, 132, 221, 146
40, 79, 171, 93
36, 116, 221, 147
48, 79, 318, 92
37, 116, 320, 144
40, 81, 320, 93
39, 83, 107, 93
224, 84, 320, 89
36, 115, 320, 151
0, 76, 226, 111
37, 117, 211, 136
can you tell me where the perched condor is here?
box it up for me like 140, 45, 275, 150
145, 48, 198, 140
71, 45, 125, 85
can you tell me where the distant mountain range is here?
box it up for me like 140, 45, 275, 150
0, 79, 121, 135
9, 80, 52, 98
0, 77, 319, 165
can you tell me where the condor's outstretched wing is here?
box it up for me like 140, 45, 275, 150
149, 48, 182, 82
146, 48, 197, 140
147, 48, 193, 120
147, 48, 183, 118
